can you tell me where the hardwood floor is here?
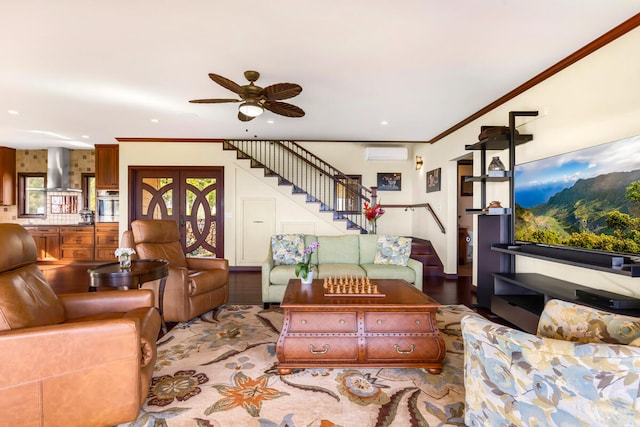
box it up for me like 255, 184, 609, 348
43, 263, 479, 306
42, 262, 510, 331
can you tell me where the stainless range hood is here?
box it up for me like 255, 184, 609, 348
47, 147, 81, 192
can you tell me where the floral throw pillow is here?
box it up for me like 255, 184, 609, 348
271, 234, 305, 266
374, 235, 412, 266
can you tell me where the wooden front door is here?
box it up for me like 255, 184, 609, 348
129, 167, 224, 257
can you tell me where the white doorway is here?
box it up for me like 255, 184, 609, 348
457, 157, 473, 276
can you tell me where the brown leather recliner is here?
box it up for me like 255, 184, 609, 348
0, 223, 161, 427
121, 219, 229, 323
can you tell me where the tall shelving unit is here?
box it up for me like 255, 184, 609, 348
468, 111, 640, 326
465, 111, 538, 308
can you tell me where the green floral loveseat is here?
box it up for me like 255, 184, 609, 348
461, 298, 640, 426
261, 234, 423, 307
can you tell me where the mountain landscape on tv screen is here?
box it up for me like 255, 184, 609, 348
515, 169, 640, 254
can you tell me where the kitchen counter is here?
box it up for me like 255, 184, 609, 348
23, 223, 120, 262
23, 223, 95, 227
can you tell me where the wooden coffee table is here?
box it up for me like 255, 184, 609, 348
276, 278, 445, 374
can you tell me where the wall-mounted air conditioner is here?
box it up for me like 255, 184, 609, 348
364, 146, 408, 161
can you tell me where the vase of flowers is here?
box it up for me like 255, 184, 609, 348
115, 247, 135, 270
295, 241, 319, 285
363, 201, 385, 234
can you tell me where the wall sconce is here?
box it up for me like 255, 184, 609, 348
415, 156, 423, 170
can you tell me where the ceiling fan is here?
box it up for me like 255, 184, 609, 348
189, 70, 305, 121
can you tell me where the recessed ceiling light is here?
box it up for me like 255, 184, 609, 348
266, 120, 275, 124
8, 110, 19, 115
380, 120, 388, 125
150, 118, 159, 123
81, 135, 89, 139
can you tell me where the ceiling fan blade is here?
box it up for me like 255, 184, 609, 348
261, 83, 302, 101
208, 73, 244, 96
189, 98, 241, 104
238, 111, 256, 122
263, 101, 305, 118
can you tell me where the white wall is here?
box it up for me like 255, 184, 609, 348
300, 141, 418, 237
118, 141, 417, 266
115, 26, 640, 289
421, 26, 640, 295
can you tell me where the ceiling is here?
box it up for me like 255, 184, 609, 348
1, 1, 639, 150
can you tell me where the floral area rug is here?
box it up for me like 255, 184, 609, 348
117, 304, 476, 427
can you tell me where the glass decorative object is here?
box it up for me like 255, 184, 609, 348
488, 156, 505, 172
119, 253, 132, 270
368, 221, 377, 234
115, 247, 135, 270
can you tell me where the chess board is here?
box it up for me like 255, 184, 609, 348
322, 275, 386, 297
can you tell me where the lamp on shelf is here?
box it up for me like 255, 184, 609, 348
415, 156, 424, 170
238, 99, 264, 117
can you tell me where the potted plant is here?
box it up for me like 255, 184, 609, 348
295, 241, 319, 285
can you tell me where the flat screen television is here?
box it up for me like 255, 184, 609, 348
514, 134, 640, 256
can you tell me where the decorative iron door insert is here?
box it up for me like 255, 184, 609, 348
129, 167, 224, 258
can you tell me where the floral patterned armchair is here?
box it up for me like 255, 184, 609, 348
461, 299, 640, 426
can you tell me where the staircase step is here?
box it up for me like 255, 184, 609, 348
423, 265, 443, 277
410, 253, 441, 266
408, 238, 444, 277
411, 244, 435, 255
224, 139, 369, 234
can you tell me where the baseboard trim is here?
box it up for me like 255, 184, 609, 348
230, 266, 261, 272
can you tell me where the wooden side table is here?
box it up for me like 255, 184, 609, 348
88, 259, 169, 332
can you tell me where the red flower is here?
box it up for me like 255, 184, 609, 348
363, 202, 385, 222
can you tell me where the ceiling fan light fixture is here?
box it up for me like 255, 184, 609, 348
238, 100, 264, 117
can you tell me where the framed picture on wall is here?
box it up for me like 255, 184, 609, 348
377, 173, 401, 191
426, 168, 441, 193
461, 176, 473, 196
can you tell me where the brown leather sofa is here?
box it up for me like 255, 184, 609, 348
121, 219, 229, 323
0, 223, 161, 427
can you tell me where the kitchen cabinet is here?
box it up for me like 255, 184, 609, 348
29, 226, 61, 261
60, 226, 95, 260
95, 223, 119, 261
0, 147, 16, 206
95, 144, 119, 189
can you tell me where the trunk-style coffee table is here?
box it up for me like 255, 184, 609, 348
276, 278, 445, 375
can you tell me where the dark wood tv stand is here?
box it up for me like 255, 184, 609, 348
492, 243, 640, 277
492, 272, 640, 333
